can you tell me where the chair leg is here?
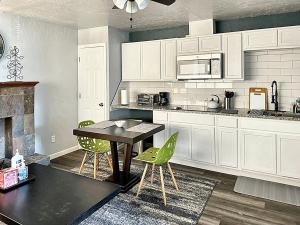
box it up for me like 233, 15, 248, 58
160, 166, 167, 206
136, 163, 148, 197
93, 153, 98, 179
106, 153, 113, 170
96, 154, 100, 170
150, 163, 155, 184
79, 151, 88, 174
167, 162, 179, 191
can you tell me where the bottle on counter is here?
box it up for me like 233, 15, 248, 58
296, 98, 300, 114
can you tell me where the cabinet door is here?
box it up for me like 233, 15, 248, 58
243, 29, 278, 50
191, 125, 215, 164
161, 39, 177, 81
141, 41, 161, 80
199, 35, 221, 52
153, 121, 168, 148
277, 134, 300, 179
217, 127, 238, 168
278, 26, 300, 48
223, 33, 244, 80
122, 42, 141, 80
240, 130, 276, 174
177, 37, 199, 55
169, 123, 192, 160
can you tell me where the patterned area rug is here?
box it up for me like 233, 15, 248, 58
71, 156, 217, 225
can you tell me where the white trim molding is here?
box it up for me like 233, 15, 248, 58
49, 145, 79, 160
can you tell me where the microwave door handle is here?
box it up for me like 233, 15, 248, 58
207, 63, 211, 74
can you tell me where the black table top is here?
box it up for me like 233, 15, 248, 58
0, 164, 120, 225
73, 120, 165, 145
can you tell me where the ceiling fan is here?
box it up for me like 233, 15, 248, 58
112, 0, 176, 13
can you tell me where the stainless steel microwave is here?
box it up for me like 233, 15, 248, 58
177, 53, 223, 80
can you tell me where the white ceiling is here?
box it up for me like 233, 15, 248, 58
0, 0, 300, 31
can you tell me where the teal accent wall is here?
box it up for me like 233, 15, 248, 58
129, 11, 300, 42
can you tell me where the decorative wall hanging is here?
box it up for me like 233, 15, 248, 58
7, 46, 24, 81
0, 34, 4, 60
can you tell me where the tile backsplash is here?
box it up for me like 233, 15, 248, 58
119, 48, 300, 111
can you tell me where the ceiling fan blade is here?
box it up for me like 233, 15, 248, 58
151, 0, 175, 6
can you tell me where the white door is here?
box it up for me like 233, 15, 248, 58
177, 37, 199, 55
141, 40, 161, 80
199, 35, 221, 52
122, 42, 141, 81
191, 125, 215, 164
240, 130, 276, 174
217, 127, 238, 168
161, 39, 177, 81
78, 44, 107, 123
169, 122, 192, 160
277, 134, 300, 179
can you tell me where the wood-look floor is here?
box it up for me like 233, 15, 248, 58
51, 150, 300, 225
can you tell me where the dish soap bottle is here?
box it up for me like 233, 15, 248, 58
11, 149, 24, 169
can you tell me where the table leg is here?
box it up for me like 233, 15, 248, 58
123, 144, 133, 179
110, 141, 120, 179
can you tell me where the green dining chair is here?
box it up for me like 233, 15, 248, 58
78, 120, 112, 179
134, 132, 179, 206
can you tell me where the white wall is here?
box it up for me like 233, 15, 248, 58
0, 12, 78, 156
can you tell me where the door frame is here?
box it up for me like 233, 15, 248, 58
78, 43, 109, 122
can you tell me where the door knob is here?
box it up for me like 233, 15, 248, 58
99, 103, 104, 107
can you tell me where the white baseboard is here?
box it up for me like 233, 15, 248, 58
50, 145, 79, 160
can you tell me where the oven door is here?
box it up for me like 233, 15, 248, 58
177, 58, 212, 80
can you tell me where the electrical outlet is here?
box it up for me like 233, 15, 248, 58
51, 135, 56, 143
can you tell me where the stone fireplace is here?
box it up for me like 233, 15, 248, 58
0, 82, 38, 160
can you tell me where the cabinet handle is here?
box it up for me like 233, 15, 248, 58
99, 103, 104, 107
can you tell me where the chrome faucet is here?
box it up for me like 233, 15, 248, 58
271, 80, 279, 112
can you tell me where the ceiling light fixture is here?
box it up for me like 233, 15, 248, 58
113, 0, 150, 13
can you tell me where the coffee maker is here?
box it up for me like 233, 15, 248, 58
158, 92, 170, 106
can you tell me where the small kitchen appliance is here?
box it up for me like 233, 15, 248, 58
224, 91, 234, 110
177, 53, 223, 80
137, 94, 151, 105
207, 95, 220, 109
158, 92, 170, 106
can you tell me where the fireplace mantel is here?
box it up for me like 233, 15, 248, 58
0, 81, 39, 88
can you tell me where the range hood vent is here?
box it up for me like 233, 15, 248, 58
188, 19, 215, 37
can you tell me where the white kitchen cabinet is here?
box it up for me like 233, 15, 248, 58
277, 134, 300, 179
161, 39, 177, 81
169, 122, 192, 160
240, 130, 276, 174
122, 42, 141, 80
216, 127, 238, 168
222, 33, 244, 80
177, 37, 199, 55
278, 26, 300, 48
141, 40, 161, 80
153, 111, 168, 148
199, 35, 222, 52
243, 29, 278, 50
191, 125, 215, 164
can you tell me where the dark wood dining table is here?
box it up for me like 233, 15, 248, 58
73, 119, 165, 192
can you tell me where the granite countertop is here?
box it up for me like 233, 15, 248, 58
111, 103, 300, 121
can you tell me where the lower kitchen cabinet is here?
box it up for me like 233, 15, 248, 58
277, 134, 300, 179
191, 125, 215, 164
240, 130, 277, 174
169, 122, 192, 160
217, 127, 238, 168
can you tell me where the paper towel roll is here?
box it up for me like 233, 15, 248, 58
121, 89, 128, 105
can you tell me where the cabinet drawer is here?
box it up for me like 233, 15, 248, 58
216, 116, 238, 128
169, 112, 215, 126
153, 111, 168, 122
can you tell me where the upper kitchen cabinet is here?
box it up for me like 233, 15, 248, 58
141, 40, 161, 80
177, 37, 199, 55
222, 32, 244, 80
122, 42, 141, 81
199, 35, 222, 52
161, 39, 177, 81
243, 28, 278, 51
278, 26, 300, 48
